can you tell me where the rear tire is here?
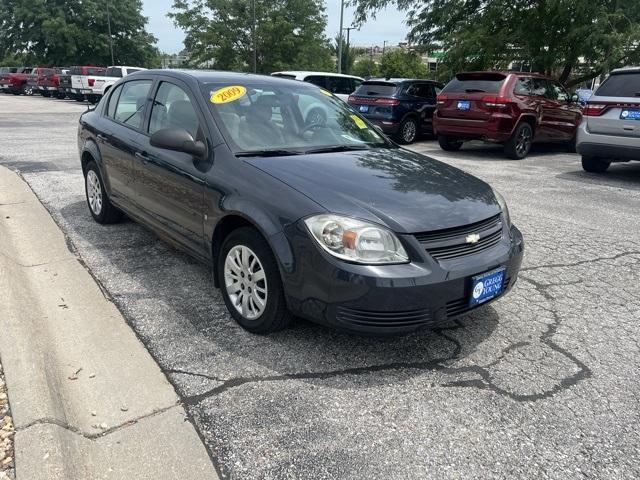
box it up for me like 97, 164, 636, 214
218, 227, 292, 334
581, 156, 610, 173
437, 134, 463, 151
84, 161, 122, 224
504, 122, 533, 159
395, 117, 418, 144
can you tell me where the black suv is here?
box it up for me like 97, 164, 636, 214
348, 79, 443, 144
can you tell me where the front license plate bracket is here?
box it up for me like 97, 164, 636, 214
469, 267, 506, 306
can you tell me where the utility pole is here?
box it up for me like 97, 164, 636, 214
337, 0, 344, 73
382, 40, 387, 56
106, 1, 115, 65
342, 26, 356, 75
252, 0, 257, 73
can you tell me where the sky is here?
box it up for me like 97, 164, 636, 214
142, 0, 410, 54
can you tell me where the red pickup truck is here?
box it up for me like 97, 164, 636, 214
0, 67, 34, 95
35, 68, 67, 97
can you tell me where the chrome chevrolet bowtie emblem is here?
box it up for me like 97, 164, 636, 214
466, 233, 480, 244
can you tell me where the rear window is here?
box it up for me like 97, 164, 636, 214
353, 82, 397, 96
442, 73, 506, 94
595, 72, 640, 97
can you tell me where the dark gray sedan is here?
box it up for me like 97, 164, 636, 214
77, 70, 524, 334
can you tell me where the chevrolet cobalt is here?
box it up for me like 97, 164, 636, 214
78, 70, 524, 334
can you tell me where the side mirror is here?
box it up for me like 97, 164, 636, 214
570, 94, 579, 103
150, 128, 207, 159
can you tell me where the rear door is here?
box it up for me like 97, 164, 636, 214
134, 78, 209, 258
545, 80, 582, 140
99, 79, 153, 206
437, 72, 507, 121
586, 71, 640, 139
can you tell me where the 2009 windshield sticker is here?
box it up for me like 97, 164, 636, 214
210, 85, 247, 104
350, 114, 367, 129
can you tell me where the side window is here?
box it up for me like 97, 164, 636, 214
514, 77, 533, 95
352, 79, 362, 91
127, 68, 142, 75
530, 78, 548, 97
113, 80, 152, 130
149, 82, 201, 139
304, 76, 327, 89
106, 84, 123, 118
328, 77, 355, 95
550, 82, 569, 101
106, 67, 122, 78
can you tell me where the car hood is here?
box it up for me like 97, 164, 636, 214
245, 148, 501, 233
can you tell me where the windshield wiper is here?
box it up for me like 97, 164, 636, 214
304, 145, 372, 154
234, 149, 304, 157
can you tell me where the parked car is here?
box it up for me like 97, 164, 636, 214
347, 78, 444, 144
433, 71, 582, 159
270, 71, 363, 101
70, 65, 106, 102
0, 67, 33, 95
89, 66, 147, 98
577, 67, 640, 172
25, 67, 63, 97
57, 70, 73, 99
77, 70, 523, 335
0, 67, 19, 92
35, 68, 67, 97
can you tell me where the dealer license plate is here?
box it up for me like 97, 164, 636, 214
359, 105, 369, 113
469, 267, 505, 306
620, 109, 640, 120
457, 100, 471, 110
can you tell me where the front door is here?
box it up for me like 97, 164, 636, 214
407, 83, 438, 133
134, 79, 209, 259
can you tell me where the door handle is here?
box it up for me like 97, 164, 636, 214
135, 151, 149, 164
96, 133, 108, 142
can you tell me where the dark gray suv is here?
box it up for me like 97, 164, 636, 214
577, 67, 640, 172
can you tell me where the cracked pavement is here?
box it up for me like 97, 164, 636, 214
2, 95, 640, 479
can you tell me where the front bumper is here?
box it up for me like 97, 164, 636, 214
280, 222, 524, 335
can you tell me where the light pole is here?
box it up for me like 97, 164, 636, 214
251, 0, 257, 73
337, 0, 344, 73
106, 1, 115, 65
342, 26, 356, 75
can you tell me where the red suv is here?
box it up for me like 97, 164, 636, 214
433, 72, 582, 159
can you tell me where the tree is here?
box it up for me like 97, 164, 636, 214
170, 0, 334, 73
378, 49, 428, 79
351, 0, 640, 86
331, 34, 357, 74
352, 58, 379, 78
0, 0, 160, 67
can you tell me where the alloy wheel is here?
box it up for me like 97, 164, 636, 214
402, 120, 417, 143
515, 128, 532, 156
224, 245, 268, 320
86, 170, 103, 215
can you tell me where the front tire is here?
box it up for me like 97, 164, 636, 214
438, 134, 463, 151
218, 227, 292, 334
504, 122, 533, 159
395, 117, 418, 144
582, 155, 610, 173
84, 161, 122, 224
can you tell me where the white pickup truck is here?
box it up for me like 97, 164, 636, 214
72, 66, 146, 103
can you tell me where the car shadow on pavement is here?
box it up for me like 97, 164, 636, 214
58, 199, 501, 395
557, 162, 640, 190
417, 140, 574, 162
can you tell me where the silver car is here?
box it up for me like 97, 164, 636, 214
576, 67, 640, 172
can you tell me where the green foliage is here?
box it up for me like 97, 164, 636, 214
378, 49, 428, 79
170, 0, 334, 73
352, 58, 379, 78
351, 0, 640, 86
331, 34, 356, 74
0, 0, 160, 67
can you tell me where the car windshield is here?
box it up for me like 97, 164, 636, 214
201, 81, 391, 155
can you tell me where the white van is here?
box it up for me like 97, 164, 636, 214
270, 71, 363, 101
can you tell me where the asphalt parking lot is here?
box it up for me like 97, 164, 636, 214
2, 94, 640, 479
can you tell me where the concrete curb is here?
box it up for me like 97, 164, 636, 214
0, 166, 219, 479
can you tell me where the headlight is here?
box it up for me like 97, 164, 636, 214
304, 214, 409, 264
492, 188, 511, 227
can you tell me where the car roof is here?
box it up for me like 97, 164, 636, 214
456, 70, 549, 78
272, 70, 363, 80
610, 66, 640, 74
141, 69, 326, 88
108, 66, 147, 70
364, 78, 441, 84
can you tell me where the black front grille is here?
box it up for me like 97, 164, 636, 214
415, 214, 503, 261
446, 277, 511, 318
336, 306, 432, 329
